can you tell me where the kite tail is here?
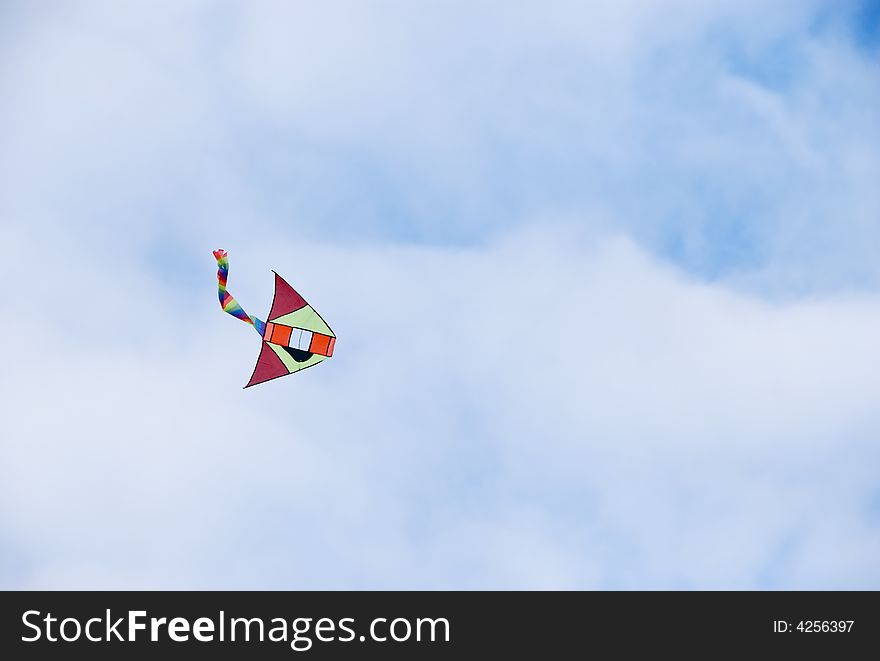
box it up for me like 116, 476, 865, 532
213, 249, 266, 337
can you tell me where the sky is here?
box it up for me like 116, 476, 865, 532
1, 0, 878, 589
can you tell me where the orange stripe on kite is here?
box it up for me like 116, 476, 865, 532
263, 322, 335, 357
272, 324, 292, 346
309, 333, 331, 356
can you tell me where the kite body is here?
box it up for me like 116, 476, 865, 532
213, 249, 336, 387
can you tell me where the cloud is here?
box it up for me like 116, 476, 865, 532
2, 230, 879, 588
2, 1, 878, 284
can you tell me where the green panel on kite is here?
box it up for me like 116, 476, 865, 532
271, 305, 335, 337
268, 342, 328, 374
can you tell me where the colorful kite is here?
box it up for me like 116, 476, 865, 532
213, 249, 336, 387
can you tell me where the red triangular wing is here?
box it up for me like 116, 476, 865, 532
245, 341, 289, 388
268, 272, 307, 320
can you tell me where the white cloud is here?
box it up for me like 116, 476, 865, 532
2, 1, 877, 284
2, 230, 878, 588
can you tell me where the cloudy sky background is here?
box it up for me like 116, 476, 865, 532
1, 0, 879, 588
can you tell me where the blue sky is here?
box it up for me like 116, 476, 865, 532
1, 1, 879, 588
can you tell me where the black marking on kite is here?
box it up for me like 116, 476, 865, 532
281, 346, 315, 363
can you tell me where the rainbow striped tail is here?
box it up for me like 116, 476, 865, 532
213, 249, 266, 337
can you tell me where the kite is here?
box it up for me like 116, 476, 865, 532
213, 249, 336, 387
